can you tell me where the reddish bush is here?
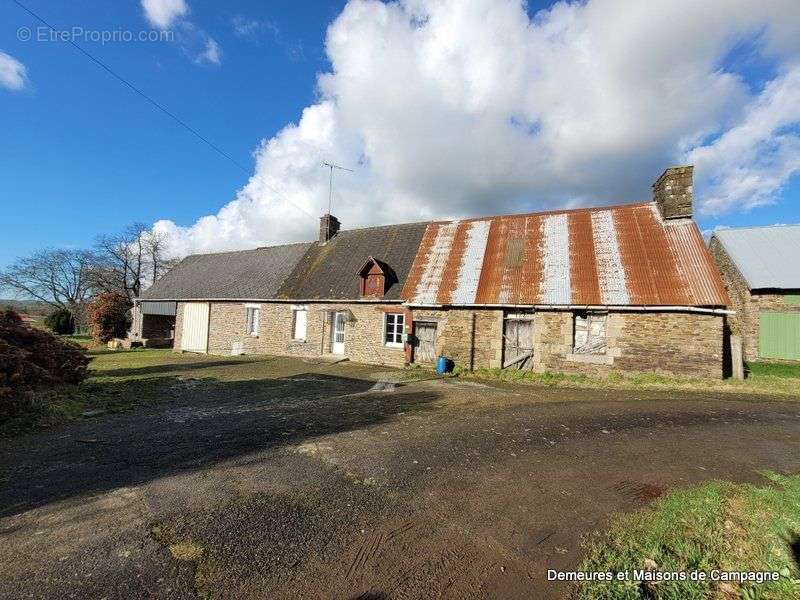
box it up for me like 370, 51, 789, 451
88, 293, 132, 344
0, 310, 89, 422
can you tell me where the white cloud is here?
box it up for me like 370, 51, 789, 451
141, 0, 188, 30
0, 51, 27, 91
196, 37, 221, 65
141, 0, 220, 65
231, 15, 277, 39
155, 0, 800, 258
686, 67, 800, 215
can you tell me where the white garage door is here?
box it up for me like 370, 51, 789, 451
181, 303, 209, 353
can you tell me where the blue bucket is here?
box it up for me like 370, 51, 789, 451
436, 356, 452, 375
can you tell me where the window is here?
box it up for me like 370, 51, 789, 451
245, 304, 260, 337
384, 313, 405, 347
292, 307, 307, 340
573, 312, 607, 354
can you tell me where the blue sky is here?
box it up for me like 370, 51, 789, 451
0, 0, 342, 266
1, 0, 798, 268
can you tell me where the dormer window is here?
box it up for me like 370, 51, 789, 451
357, 257, 395, 298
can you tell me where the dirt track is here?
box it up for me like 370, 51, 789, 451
1, 362, 799, 599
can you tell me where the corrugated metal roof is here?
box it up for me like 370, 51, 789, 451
139, 301, 177, 316
402, 203, 729, 307
712, 225, 800, 290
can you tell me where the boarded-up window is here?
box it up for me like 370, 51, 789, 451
573, 312, 607, 354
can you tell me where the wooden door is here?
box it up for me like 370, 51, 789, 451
181, 303, 209, 353
414, 322, 437, 363
503, 319, 534, 369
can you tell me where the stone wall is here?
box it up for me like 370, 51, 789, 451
412, 309, 504, 368
175, 301, 407, 367
709, 238, 800, 361
413, 308, 723, 379
173, 301, 723, 377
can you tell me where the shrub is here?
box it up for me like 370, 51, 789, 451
87, 293, 132, 344
0, 309, 89, 423
44, 308, 74, 334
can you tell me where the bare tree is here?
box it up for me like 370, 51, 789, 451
0, 249, 93, 317
90, 223, 177, 300
147, 228, 178, 284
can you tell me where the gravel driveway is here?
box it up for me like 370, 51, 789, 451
1, 360, 799, 599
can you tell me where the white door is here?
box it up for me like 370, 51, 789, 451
181, 303, 209, 353
331, 312, 346, 355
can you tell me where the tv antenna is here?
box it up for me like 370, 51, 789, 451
322, 161, 353, 215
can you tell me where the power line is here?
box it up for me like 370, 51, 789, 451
11, 0, 317, 220
12, 0, 250, 174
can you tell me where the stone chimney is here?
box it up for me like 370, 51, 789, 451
319, 214, 340, 243
652, 165, 693, 220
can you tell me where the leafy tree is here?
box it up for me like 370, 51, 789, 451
44, 309, 74, 335
87, 293, 132, 343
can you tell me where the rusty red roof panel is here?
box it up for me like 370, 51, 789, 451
401, 203, 729, 307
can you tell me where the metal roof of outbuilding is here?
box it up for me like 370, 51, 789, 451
401, 203, 729, 307
712, 224, 800, 290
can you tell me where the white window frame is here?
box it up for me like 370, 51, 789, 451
291, 305, 308, 341
384, 313, 405, 348
245, 303, 260, 337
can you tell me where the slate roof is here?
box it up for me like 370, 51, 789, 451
140, 242, 312, 300
401, 203, 729, 307
712, 225, 800, 290
277, 222, 429, 300
141, 204, 730, 307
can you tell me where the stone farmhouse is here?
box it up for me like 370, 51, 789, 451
135, 166, 731, 378
710, 225, 800, 363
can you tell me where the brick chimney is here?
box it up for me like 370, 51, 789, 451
319, 214, 340, 243
653, 165, 693, 220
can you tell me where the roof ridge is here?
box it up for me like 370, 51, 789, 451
445, 200, 653, 223
184, 241, 311, 258
714, 223, 800, 234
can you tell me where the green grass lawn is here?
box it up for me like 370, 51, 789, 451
4, 350, 799, 437
577, 473, 800, 599
61, 334, 93, 348
1, 349, 395, 436
748, 361, 800, 380
456, 361, 800, 398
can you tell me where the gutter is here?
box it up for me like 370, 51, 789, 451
136, 297, 404, 304
405, 303, 734, 316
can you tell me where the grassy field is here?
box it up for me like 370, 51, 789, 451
62, 334, 93, 348
456, 362, 800, 397
3, 348, 799, 436
0, 349, 402, 435
577, 473, 800, 599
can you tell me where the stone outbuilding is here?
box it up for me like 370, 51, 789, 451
710, 225, 800, 362
139, 165, 731, 378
